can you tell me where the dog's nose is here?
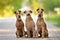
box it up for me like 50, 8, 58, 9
19, 16, 20, 18
38, 14, 41, 17
27, 14, 30, 16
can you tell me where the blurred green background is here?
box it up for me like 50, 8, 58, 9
0, 0, 60, 27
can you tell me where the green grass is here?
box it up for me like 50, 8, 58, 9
46, 14, 60, 27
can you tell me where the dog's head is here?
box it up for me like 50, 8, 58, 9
37, 8, 44, 17
37, 8, 44, 13
24, 10, 32, 16
14, 10, 21, 20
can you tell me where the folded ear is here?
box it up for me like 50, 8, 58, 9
37, 8, 39, 11
14, 11, 16, 14
24, 10, 26, 13
29, 10, 32, 13
41, 9, 44, 11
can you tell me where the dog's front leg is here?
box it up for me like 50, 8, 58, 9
35, 30, 38, 38
42, 27, 44, 38
27, 30, 30, 38
16, 31, 20, 38
33, 28, 36, 38
45, 30, 48, 38
23, 31, 25, 37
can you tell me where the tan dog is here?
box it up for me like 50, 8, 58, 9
36, 8, 48, 38
14, 10, 25, 38
24, 10, 35, 38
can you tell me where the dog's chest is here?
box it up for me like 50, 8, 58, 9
16, 21, 24, 28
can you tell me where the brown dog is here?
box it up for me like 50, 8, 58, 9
36, 8, 48, 38
24, 10, 35, 38
14, 10, 25, 38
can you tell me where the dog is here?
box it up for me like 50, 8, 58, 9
14, 10, 25, 38
24, 10, 35, 38
36, 8, 48, 38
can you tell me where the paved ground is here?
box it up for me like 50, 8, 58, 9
0, 17, 60, 40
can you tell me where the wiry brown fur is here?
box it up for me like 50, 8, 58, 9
14, 10, 25, 38
24, 10, 35, 38
36, 8, 48, 38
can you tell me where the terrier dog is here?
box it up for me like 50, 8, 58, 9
24, 10, 35, 38
14, 10, 25, 38
36, 8, 48, 38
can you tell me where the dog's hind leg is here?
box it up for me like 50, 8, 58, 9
44, 30, 48, 38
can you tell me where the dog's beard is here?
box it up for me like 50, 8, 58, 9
17, 18, 21, 21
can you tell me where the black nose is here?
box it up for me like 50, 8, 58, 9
27, 14, 30, 16
38, 14, 41, 17
19, 16, 20, 18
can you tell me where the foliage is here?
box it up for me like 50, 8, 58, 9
42, 0, 60, 12
0, 0, 22, 11
46, 14, 60, 27
0, 0, 22, 17
10, 0, 23, 11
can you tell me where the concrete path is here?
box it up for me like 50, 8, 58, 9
0, 17, 60, 40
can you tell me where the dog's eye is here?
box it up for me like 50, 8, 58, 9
29, 10, 32, 13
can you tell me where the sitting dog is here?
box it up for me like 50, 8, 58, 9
14, 10, 25, 38
36, 8, 48, 38
24, 10, 35, 38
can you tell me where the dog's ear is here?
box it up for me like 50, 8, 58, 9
14, 11, 16, 14
37, 8, 39, 11
18, 10, 21, 13
24, 10, 26, 13
41, 9, 44, 11
29, 10, 32, 13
